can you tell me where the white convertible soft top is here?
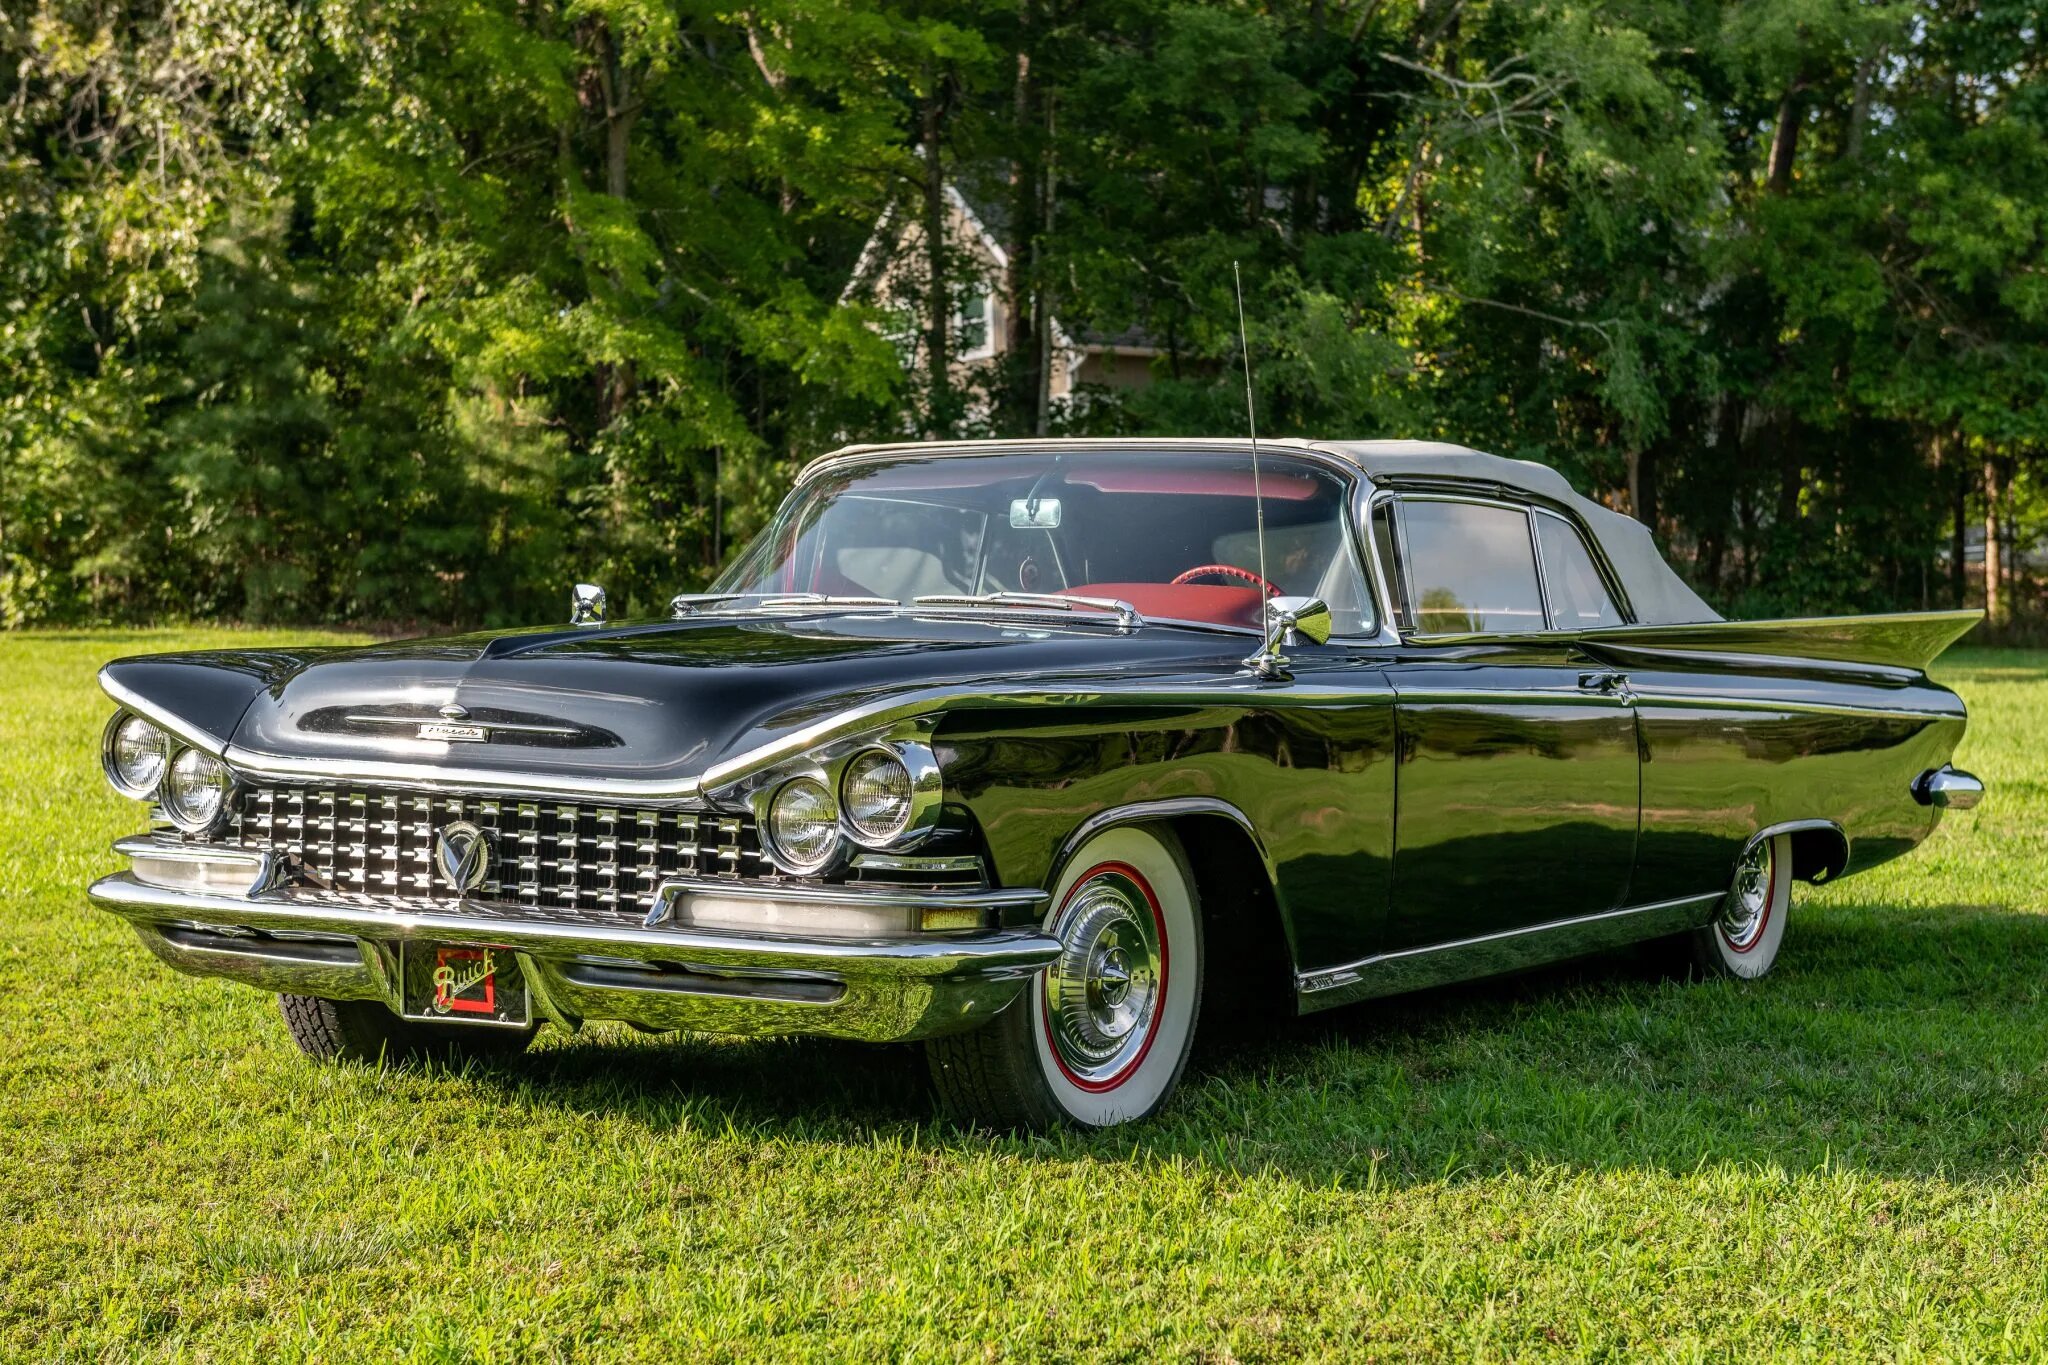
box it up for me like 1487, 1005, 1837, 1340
1309, 439, 1722, 626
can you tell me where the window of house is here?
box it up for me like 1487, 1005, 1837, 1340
1387, 498, 1547, 634
1534, 511, 1626, 628
955, 285, 993, 357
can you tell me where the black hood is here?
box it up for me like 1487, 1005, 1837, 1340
102, 614, 1254, 792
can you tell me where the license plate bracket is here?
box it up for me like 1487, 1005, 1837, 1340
398, 942, 531, 1027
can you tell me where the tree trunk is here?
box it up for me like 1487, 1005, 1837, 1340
1767, 76, 1805, 193
1950, 445, 1968, 608
921, 85, 953, 438
1034, 94, 1057, 435
1005, 4, 1042, 435
1625, 446, 1657, 528
1844, 53, 1877, 161
1984, 455, 2003, 626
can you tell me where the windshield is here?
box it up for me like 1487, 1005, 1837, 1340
713, 449, 1375, 635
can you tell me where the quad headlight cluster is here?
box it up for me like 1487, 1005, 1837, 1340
101, 711, 236, 833
758, 736, 942, 877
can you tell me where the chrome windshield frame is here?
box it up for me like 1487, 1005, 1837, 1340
717, 439, 1393, 645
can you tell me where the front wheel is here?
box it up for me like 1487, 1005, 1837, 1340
278, 993, 538, 1065
1683, 833, 1793, 980
927, 825, 1204, 1129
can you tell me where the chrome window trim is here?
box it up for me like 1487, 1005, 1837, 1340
1531, 507, 1632, 629
1363, 487, 1639, 640
1378, 490, 1548, 638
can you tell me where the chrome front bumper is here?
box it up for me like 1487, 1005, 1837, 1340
89, 851, 1059, 1043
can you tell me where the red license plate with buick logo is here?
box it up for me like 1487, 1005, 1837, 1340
398, 943, 530, 1027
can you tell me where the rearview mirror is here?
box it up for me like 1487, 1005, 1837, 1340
1009, 497, 1062, 530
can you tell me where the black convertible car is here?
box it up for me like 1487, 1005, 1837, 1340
90, 439, 1982, 1128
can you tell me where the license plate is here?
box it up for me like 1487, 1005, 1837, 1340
398, 942, 530, 1027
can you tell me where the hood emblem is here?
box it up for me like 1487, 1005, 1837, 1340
434, 822, 494, 895
419, 702, 487, 742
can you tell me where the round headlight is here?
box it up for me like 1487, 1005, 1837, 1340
767, 777, 841, 874
162, 748, 234, 832
841, 749, 914, 843
103, 713, 170, 799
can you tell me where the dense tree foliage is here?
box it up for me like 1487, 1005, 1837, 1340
3, 0, 2042, 627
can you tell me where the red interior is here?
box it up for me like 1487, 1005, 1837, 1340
1063, 466, 1319, 500
1061, 582, 1267, 628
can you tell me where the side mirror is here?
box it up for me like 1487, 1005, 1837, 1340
1266, 595, 1332, 647
571, 582, 608, 626
1244, 596, 1330, 680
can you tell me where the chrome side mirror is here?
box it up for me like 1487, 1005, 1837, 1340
1244, 596, 1331, 681
571, 582, 607, 627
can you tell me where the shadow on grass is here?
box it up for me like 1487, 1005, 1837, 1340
457, 901, 2048, 1186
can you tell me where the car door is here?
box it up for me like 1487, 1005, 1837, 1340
1369, 492, 1641, 951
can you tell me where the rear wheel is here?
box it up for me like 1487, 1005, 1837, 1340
927, 825, 1204, 1129
278, 993, 538, 1065
1684, 833, 1793, 980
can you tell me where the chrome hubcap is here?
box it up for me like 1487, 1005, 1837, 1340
1044, 869, 1162, 1086
1720, 842, 1773, 951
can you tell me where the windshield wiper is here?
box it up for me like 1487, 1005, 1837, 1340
670, 591, 899, 618
911, 591, 1144, 631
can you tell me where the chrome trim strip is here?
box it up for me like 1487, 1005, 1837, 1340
1050, 797, 1279, 899
1627, 691, 1950, 722
89, 872, 1060, 980
910, 591, 1143, 631
642, 875, 1046, 926
114, 834, 268, 867
1295, 892, 1723, 1009
100, 673, 230, 758
213, 680, 1398, 801
341, 714, 583, 737
129, 676, 1942, 808
850, 852, 987, 874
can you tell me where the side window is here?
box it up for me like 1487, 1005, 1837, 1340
1534, 512, 1626, 629
1394, 499, 1547, 634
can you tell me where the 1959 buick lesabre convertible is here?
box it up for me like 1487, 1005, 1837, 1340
89, 439, 1984, 1128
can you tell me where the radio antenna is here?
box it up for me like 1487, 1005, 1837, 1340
1233, 261, 1268, 597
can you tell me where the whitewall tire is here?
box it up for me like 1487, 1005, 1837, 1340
1688, 833, 1793, 979
926, 825, 1204, 1129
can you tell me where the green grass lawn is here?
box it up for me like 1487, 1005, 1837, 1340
5, 630, 2045, 1360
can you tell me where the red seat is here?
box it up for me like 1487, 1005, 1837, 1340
1061, 583, 1266, 629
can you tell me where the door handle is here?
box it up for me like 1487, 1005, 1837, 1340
1578, 671, 1629, 695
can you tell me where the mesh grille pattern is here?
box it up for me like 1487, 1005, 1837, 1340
215, 787, 768, 914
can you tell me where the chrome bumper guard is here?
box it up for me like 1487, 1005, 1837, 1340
91, 839, 1059, 1043
1913, 764, 1985, 811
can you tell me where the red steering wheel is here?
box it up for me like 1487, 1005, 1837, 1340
1169, 563, 1281, 597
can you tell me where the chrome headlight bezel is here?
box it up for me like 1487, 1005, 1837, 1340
838, 741, 942, 849
764, 775, 844, 876
102, 711, 171, 800
734, 721, 947, 876
160, 746, 237, 834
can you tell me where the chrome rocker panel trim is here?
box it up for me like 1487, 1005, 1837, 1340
1295, 891, 1724, 1012
90, 871, 1059, 1044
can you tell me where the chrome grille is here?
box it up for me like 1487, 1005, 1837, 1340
209, 787, 769, 914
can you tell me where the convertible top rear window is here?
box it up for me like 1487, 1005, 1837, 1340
715, 450, 1376, 635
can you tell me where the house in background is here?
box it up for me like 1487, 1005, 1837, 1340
843, 179, 1163, 425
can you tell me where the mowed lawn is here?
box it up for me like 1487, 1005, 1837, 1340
4, 629, 2046, 1361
